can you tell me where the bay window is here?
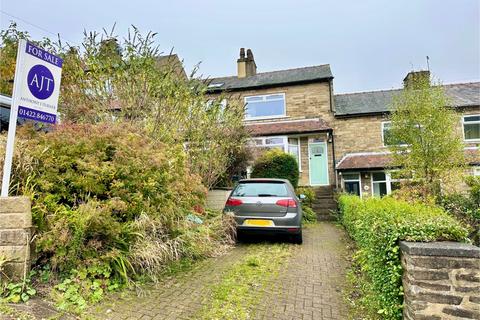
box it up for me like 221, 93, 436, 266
342, 173, 361, 196
372, 172, 388, 197
244, 93, 286, 120
371, 171, 402, 197
251, 136, 301, 171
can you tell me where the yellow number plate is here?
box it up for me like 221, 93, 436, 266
243, 219, 274, 227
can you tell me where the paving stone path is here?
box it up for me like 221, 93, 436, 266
1, 222, 349, 320
90, 222, 349, 320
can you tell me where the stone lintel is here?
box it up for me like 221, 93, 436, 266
400, 241, 480, 258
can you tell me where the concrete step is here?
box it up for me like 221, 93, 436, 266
312, 203, 337, 210
316, 210, 337, 221
313, 186, 334, 195
312, 200, 337, 207
317, 214, 336, 221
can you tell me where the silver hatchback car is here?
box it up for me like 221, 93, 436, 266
224, 178, 303, 244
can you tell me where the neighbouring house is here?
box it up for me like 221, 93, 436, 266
206, 48, 480, 202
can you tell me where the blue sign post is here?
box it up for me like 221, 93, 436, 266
1, 39, 63, 196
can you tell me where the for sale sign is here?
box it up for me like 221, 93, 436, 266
1, 39, 63, 196
15, 41, 63, 123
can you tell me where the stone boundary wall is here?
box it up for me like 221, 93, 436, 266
400, 241, 480, 320
0, 196, 32, 281
206, 189, 232, 211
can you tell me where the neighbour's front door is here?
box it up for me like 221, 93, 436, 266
308, 142, 329, 185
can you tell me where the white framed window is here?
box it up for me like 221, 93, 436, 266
382, 121, 407, 147
474, 167, 480, 176
250, 135, 301, 171
342, 173, 361, 197
206, 98, 227, 110
288, 138, 302, 172
244, 93, 286, 120
372, 172, 389, 197
371, 171, 403, 197
463, 115, 480, 142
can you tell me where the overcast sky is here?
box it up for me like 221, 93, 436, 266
1, 0, 479, 93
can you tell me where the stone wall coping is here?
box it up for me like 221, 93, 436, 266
0, 196, 31, 214
400, 241, 480, 258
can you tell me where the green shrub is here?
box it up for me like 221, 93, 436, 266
301, 206, 317, 223
251, 149, 299, 188
296, 186, 315, 207
439, 176, 480, 245
1, 123, 235, 311
339, 195, 468, 320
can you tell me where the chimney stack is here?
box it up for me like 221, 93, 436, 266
403, 70, 431, 89
237, 48, 257, 78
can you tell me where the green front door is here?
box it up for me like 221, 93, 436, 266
309, 142, 329, 185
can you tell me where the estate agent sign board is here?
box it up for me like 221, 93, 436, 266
1, 39, 63, 196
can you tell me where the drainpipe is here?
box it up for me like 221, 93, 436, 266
328, 79, 334, 112
329, 128, 337, 189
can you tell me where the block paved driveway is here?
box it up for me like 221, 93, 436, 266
90, 222, 349, 320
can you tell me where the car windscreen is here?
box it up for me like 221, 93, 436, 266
232, 182, 289, 197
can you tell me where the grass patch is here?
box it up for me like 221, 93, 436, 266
0, 302, 35, 320
196, 243, 292, 320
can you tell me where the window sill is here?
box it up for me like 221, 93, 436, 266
244, 115, 289, 122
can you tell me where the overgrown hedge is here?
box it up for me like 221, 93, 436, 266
1, 123, 235, 311
339, 194, 469, 320
251, 149, 299, 188
440, 176, 480, 245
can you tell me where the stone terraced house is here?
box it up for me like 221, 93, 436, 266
206, 48, 480, 215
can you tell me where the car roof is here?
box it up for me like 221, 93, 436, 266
238, 178, 290, 183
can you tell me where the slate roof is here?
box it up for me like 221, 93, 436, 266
334, 82, 480, 116
336, 149, 480, 170
245, 118, 331, 137
206, 65, 333, 92
336, 153, 394, 170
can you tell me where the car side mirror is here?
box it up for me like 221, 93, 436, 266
299, 194, 306, 201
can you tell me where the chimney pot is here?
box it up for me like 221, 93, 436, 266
246, 49, 254, 60
237, 48, 257, 78
239, 48, 245, 59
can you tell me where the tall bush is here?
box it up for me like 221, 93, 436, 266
0, 23, 249, 189
440, 176, 480, 245
388, 74, 466, 199
1, 123, 234, 281
339, 194, 468, 320
251, 149, 299, 188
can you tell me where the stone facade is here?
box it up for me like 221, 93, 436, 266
215, 81, 333, 122
333, 114, 388, 159
210, 82, 336, 187
0, 196, 32, 281
207, 66, 479, 189
400, 241, 480, 320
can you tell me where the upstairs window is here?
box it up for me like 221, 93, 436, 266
463, 115, 480, 141
206, 98, 227, 110
244, 93, 286, 120
382, 121, 407, 146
